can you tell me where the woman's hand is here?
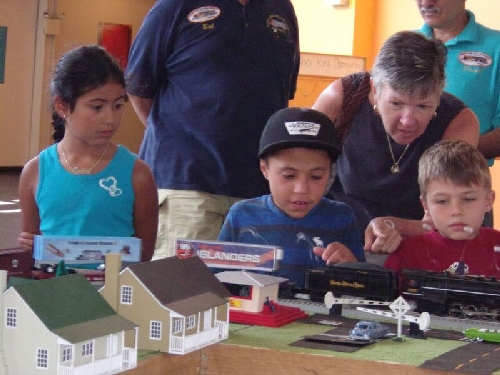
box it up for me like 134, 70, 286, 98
364, 217, 402, 253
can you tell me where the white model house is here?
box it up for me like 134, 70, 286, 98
1, 271, 138, 375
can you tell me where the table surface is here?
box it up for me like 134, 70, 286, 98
123, 344, 462, 375
121, 312, 500, 375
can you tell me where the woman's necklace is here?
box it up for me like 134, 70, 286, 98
60, 142, 110, 175
385, 133, 410, 173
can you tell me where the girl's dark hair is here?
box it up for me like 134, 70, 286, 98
50, 45, 125, 142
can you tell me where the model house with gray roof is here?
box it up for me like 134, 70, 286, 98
99, 254, 230, 355
1, 271, 138, 375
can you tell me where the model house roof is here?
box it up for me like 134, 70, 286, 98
215, 270, 287, 286
11, 273, 136, 343
126, 256, 230, 310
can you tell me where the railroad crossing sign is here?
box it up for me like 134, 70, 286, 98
389, 297, 411, 339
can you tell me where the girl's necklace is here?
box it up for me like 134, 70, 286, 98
60, 142, 110, 175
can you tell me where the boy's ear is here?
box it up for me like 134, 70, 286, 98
420, 196, 429, 212
420, 196, 426, 207
485, 190, 495, 212
260, 159, 269, 180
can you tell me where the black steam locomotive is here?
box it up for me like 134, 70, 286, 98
300, 262, 500, 320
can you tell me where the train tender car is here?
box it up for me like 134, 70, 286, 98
400, 269, 500, 320
304, 262, 399, 303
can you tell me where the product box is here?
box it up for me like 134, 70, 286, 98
33, 235, 142, 266
175, 239, 283, 272
0, 248, 32, 279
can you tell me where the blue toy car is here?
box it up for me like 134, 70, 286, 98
349, 321, 390, 341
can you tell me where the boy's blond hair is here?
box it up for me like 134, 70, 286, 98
418, 140, 491, 199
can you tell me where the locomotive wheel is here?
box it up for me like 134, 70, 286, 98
448, 303, 464, 318
463, 305, 478, 319
478, 307, 491, 320
493, 309, 500, 321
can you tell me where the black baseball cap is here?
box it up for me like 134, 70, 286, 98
258, 107, 341, 160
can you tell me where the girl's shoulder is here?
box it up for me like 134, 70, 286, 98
116, 144, 139, 160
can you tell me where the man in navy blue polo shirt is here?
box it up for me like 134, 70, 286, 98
126, 0, 300, 259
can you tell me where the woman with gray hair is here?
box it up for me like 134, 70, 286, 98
313, 31, 478, 260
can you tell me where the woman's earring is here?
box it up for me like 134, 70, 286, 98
433, 111, 437, 118
373, 104, 379, 115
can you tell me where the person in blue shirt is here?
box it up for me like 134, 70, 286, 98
417, 0, 500, 227
417, 1, 500, 164
218, 107, 365, 289
125, 0, 300, 260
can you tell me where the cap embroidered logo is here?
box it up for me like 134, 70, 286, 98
284, 121, 321, 136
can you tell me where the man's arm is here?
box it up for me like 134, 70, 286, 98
441, 107, 479, 146
478, 127, 500, 160
128, 94, 153, 127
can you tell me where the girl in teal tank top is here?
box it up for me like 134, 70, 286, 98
17, 45, 158, 262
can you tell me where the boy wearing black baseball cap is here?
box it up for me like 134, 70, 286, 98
218, 107, 365, 289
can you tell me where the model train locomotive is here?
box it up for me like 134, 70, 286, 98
292, 262, 500, 321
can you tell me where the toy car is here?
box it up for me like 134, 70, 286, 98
349, 321, 390, 341
75, 250, 105, 261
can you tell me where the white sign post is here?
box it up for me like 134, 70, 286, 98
389, 297, 411, 341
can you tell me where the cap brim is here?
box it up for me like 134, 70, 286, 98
259, 140, 341, 161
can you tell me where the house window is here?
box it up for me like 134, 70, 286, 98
6, 308, 17, 328
82, 342, 93, 357
186, 315, 195, 329
172, 319, 182, 334
120, 285, 133, 305
62, 348, 72, 362
36, 349, 48, 368
150, 321, 162, 340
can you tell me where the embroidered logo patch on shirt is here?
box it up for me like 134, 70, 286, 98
267, 15, 291, 39
458, 52, 492, 67
187, 6, 221, 23
285, 121, 321, 136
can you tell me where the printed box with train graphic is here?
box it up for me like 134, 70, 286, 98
33, 235, 141, 265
